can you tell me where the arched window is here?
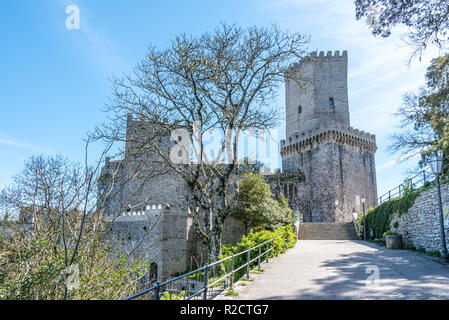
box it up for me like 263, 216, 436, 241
298, 105, 302, 114
329, 98, 335, 107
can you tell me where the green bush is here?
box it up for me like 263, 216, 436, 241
383, 231, 399, 236
0, 228, 149, 300
403, 243, 416, 250
160, 291, 185, 300
426, 250, 441, 258
219, 226, 296, 283
417, 246, 426, 253
176, 226, 297, 286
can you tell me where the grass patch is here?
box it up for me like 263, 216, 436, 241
225, 289, 239, 297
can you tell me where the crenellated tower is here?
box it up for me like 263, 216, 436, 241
280, 50, 378, 222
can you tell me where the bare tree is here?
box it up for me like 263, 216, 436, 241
92, 23, 309, 263
0, 139, 151, 299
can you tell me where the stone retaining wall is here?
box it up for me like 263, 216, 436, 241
390, 183, 449, 253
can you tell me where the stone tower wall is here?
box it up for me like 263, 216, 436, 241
281, 124, 377, 222
282, 50, 377, 222
285, 50, 350, 143
100, 115, 190, 217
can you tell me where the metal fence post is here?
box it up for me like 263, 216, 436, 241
154, 281, 160, 300
230, 254, 234, 289
203, 264, 208, 300
246, 250, 250, 279
258, 245, 261, 270
266, 242, 269, 263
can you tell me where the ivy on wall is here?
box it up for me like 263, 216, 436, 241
356, 187, 428, 239
356, 174, 449, 239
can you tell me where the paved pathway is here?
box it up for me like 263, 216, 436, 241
235, 240, 449, 300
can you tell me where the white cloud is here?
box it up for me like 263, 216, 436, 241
377, 151, 420, 172
0, 135, 52, 153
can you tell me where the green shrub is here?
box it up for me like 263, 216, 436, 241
219, 226, 296, 283
426, 250, 441, 258
225, 288, 239, 297
383, 231, 399, 236
0, 228, 149, 300
403, 243, 416, 250
160, 291, 185, 300
417, 246, 426, 253
393, 221, 399, 229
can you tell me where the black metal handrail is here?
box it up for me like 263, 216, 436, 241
124, 235, 283, 300
377, 156, 449, 205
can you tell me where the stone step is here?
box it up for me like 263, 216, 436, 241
298, 222, 359, 240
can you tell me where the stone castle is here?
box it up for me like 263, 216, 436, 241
275, 50, 377, 222
101, 50, 378, 281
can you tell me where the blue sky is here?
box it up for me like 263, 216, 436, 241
0, 0, 441, 198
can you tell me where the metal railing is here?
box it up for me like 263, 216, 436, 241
124, 235, 282, 300
377, 156, 449, 205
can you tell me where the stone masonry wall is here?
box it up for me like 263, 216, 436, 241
285, 51, 350, 140
108, 207, 245, 281
281, 139, 377, 222
390, 183, 449, 253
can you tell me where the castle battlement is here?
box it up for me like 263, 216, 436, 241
310, 50, 347, 59
280, 124, 377, 158
288, 50, 348, 74
104, 203, 191, 222
281, 120, 376, 146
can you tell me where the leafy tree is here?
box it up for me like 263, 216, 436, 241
355, 0, 449, 59
390, 54, 449, 171
93, 23, 309, 263
232, 173, 295, 235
